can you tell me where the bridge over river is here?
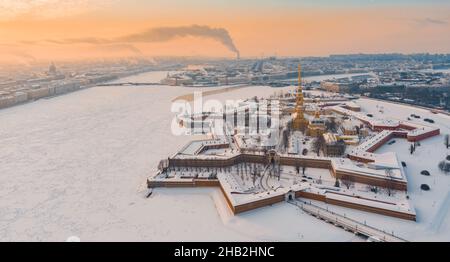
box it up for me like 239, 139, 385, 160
97, 82, 161, 87
288, 200, 407, 242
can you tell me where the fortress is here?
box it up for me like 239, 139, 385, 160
148, 65, 441, 222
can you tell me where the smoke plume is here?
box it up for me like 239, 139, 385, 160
45, 25, 240, 58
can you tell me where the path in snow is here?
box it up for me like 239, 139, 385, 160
429, 191, 450, 233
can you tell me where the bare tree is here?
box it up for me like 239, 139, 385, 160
438, 161, 445, 172
338, 140, 347, 156
439, 160, 450, 174
286, 120, 293, 134
384, 168, 396, 196
302, 148, 308, 156
341, 177, 354, 189
277, 165, 281, 181
281, 128, 290, 151
355, 125, 361, 135
369, 185, 379, 194
312, 136, 325, 157
325, 118, 338, 132
317, 176, 322, 185
334, 179, 340, 188
296, 162, 306, 176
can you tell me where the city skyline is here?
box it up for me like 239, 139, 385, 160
1, 0, 450, 63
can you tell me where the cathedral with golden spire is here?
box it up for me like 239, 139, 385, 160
292, 64, 309, 131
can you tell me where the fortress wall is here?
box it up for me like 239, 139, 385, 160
294, 191, 415, 221
147, 177, 413, 220
168, 154, 405, 190
325, 198, 416, 221
296, 191, 327, 201
332, 169, 407, 191
169, 154, 331, 169
407, 129, 440, 142
233, 195, 285, 214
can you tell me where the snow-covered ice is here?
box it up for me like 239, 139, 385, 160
0, 71, 359, 241
2, 71, 448, 241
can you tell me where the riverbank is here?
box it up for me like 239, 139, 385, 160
171, 84, 252, 102
362, 96, 450, 116
0, 68, 157, 111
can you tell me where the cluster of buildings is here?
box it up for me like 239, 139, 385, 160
159, 55, 398, 88
149, 64, 441, 223
158, 54, 450, 111
320, 74, 375, 93
0, 60, 155, 110
160, 64, 289, 87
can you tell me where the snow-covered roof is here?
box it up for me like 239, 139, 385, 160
177, 139, 229, 156
332, 156, 406, 182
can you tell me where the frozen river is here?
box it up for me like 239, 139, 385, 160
0, 71, 358, 241
2, 70, 450, 241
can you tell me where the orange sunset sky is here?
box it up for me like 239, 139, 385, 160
1, 0, 450, 63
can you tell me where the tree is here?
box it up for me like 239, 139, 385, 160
369, 185, 379, 194
439, 160, 450, 174
281, 128, 290, 151
325, 118, 337, 132
251, 169, 258, 185
445, 134, 449, 149
439, 161, 445, 172
317, 176, 323, 185
312, 136, 325, 157
341, 177, 354, 190
334, 179, 340, 188
286, 120, 293, 134
355, 125, 361, 135
384, 168, 396, 196
329, 140, 347, 157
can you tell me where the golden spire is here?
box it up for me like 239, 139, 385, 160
295, 64, 304, 116
293, 64, 308, 130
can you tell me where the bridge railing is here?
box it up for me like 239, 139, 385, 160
288, 199, 407, 242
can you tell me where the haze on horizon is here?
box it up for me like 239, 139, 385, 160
1, 0, 450, 64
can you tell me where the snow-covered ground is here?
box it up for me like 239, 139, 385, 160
1, 71, 448, 241
0, 71, 359, 242
309, 98, 450, 241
